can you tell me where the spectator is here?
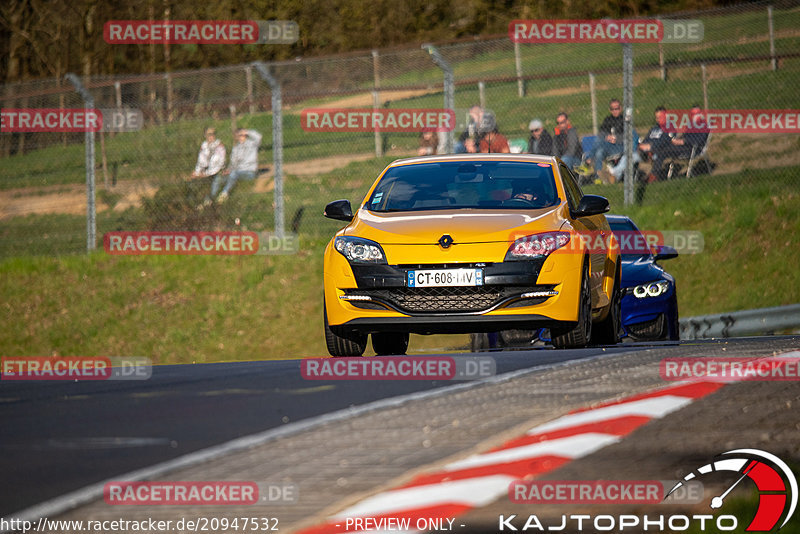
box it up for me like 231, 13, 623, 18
638, 105, 672, 182
454, 105, 483, 153
587, 98, 624, 173
527, 119, 553, 155
643, 105, 708, 182
478, 111, 510, 153
553, 112, 582, 168
606, 130, 640, 183
190, 127, 226, 208
192, 127, 226, 180
210, 128, 262, 204
417, 130, 438, 156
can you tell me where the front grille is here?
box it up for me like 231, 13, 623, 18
627, 314, 666, 340
344, 285, 551, 314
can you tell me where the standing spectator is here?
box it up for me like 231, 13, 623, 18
210, 128, 262, 204
478, 111, 510, 153
190, 127, 226, 208
553, 112, 582, 168
455, 105, 483, 153
587, 98, 624, 173
527, 119, 553, 155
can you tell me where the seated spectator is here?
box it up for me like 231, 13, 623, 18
478, 112, 510, 153
553, 112, 582, 168
209, 128, 262, 204
586, 98, 624, 173
606, 129, 641, 183
454, 105, 483, 153
527, 119, 553, 155
417, 130, 438, 156
644, 105, 708, 182
190, 127, 226, 208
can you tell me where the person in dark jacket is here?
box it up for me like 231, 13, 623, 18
553, 112, 582, 168
587, 98, 624, 172
527, 119, 553, 156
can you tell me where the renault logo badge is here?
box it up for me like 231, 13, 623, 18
438, 234, 454, 248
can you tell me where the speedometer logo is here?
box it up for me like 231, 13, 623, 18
666, 449, 797, 531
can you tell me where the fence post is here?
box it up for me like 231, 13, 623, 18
622, 44, 634, 207
514, 41, 525, 97
589, 72, 598, 136
252, 62, 285, 239
701, 64, 709, 111
422, 44, 454, 153
372, 50, 383, 157
478, 81, 486, 109
66, 73, 97, 252
245, 65, 255, 114
767, 6, 777, 71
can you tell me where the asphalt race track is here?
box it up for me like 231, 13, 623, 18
2, 337, 798, 528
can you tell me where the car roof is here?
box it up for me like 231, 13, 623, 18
387, 153, 559, 167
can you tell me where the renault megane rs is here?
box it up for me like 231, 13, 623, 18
322, 154, 621, 356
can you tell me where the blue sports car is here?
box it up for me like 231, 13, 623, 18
607, 215, 679, 341
469, 215, 679, 349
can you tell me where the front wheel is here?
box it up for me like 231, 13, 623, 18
551, 263, 592, 349
324, 305, 367, 357
371, 332, 409, 355
593, 268, 621, 345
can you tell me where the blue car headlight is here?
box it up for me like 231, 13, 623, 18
334, 236, 387, 264
630, 280, 670, 298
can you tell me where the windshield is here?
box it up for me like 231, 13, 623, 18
366, 161, 559, 212
609, 219, 651, 261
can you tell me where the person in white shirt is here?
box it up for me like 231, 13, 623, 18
191, 127, 226, 208
211, 128, 262, 203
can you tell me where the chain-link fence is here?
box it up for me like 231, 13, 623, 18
1, 1, 799, 257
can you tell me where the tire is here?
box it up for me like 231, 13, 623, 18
324, 305, 367, 357
551, 261, 592, 349
593, 266, 621, 345
371, 332, 409, 355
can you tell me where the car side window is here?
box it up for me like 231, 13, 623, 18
559, 163, 583, 211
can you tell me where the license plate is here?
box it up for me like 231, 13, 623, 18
407, 268, 483, 287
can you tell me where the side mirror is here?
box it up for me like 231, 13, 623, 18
655, 245, 679, 261
324, 199, 354, 222
572, 195, 609, 218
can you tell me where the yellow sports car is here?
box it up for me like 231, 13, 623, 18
322, 154, 621, 356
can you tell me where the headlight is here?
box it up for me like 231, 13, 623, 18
334, 236, 387, 264
631, 280, 670, 298
505, 231, 570, 260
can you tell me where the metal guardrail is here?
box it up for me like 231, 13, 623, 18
680, 303, 800, 339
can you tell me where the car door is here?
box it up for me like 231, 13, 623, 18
558, 163, 610, 309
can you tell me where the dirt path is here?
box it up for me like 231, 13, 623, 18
0, 151, 412, 220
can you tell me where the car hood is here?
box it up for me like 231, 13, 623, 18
347, 205, 568, 244
620, 256, 671, 287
